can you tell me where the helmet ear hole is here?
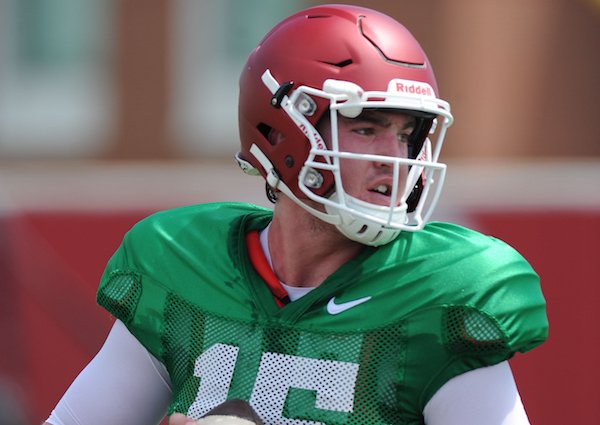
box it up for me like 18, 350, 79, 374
257, 123, 272, 140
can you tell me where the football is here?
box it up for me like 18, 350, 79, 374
196, 399, 264, 425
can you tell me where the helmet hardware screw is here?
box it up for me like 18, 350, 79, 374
304, 169, 324, 189
295, 94, 316, 116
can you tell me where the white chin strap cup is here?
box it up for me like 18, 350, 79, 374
325, 193, 407, 247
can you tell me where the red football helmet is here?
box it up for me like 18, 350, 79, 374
236, 4, 453, 245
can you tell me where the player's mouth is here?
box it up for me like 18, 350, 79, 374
367, 182, 400, 206
371, 184, 391, 196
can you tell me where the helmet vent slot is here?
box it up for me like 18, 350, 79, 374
319, 59, 353, 68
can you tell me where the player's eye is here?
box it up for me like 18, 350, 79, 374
398, 133, 411, 144
352, 127, 375, 136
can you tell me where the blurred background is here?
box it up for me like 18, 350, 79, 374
0, 0, 598, 424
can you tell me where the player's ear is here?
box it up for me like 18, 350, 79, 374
267, 128, 285, 145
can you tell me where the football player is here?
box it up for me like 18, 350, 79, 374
45, 4, 548, 425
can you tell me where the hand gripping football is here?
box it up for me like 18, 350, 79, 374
195, 399, 264, 425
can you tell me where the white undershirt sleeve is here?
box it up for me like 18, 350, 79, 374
46, 320, 172, 425
423, 361, 530, 425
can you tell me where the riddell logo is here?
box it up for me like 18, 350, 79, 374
393, 81, 433, 97
299, 123, 326, 149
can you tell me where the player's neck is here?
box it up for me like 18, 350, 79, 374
268, 198, 364, 288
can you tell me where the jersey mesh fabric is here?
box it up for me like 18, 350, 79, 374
97, 271, 141, 324
163, 293, 409, 424
444, 306, 507, 354
96, 202, 548, 425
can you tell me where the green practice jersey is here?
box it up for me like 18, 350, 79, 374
97, 202, 548, 425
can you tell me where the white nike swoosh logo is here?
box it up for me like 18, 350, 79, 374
326, 296, 372, 315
